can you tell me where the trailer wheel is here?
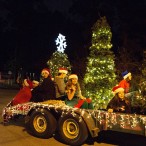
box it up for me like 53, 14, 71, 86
58, 114, 88, 146
25, 109, 57, 138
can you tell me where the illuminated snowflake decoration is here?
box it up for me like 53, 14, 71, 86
55, 33, 67, 53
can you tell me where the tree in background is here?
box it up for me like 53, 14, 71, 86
138, 51, 146, 99
83, 16, 117, 109
47, 33, 71, 78
47, 51, 71, 78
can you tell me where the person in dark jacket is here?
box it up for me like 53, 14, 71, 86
107, 85, 131, 113
30, 68, 56, 102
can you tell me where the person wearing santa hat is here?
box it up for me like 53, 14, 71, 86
54, 67, 68, 100
30, 68, 56, 102
119, 70, 138, 103
11, 79, 33, 106
119, 70, 132, 93
107, 85, 131, 113
32, 80, 39, 89
65, 74, 94, 109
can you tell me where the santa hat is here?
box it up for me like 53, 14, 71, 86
24, 79, 33, 89
41, 68, 50, 75
69, 74, 78, 80
32, 80, 39, 85
112, 85, 124, 94
122, 70, 131, 79
59, 67, 68, 74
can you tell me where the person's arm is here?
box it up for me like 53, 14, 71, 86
77, 90, 86, 99
66, 90, 75, 100
66, 86, 76, 100
34, 78, 49, 92
107, 97, 119, 112
107, 98, 114, 112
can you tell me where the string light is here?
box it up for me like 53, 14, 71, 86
84, 16, 117, 109
2, 101, 146, 134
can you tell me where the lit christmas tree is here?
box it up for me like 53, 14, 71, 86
83, 16, 117, 109
47, 33, 71, 78
141, 51, 146, 82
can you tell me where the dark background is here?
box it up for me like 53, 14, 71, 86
0, 0, 146, 75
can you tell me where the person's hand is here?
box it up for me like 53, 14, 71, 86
120, 106, 125, 111
80, 96, 86, 100
108, 108, 113, 113
71, 85, 76, 91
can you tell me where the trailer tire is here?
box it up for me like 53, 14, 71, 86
25, 109, 57, 138
58, 114, 88, 146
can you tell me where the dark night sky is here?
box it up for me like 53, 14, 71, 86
0, 0, 146, 73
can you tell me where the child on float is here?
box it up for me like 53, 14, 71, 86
11, 79, 33, 106
119, 70, 138, 104
30, 68, 56, 102
107, 85, 131, 113
65, 74, 94, 109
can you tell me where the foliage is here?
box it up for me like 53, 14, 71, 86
47, 51, 71, 78
83, 16, 117, 109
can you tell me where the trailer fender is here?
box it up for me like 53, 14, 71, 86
75, 110, 100, 137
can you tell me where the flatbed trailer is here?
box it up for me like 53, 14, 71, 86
2, 100, 146, 146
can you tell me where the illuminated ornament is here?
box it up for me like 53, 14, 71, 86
55, 33, 67, 53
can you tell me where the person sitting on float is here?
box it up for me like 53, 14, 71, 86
54, 67, 68, 100
65, 74, 94, 109
30, 68, 56, 102
107, 85, 131, 113
11, 79, 33, 106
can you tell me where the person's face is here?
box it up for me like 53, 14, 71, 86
32, 82, 39, 88
61, 73, 67, 78
118, 91, 125, 99
41, 71, 49, 78
71, 78, 78, 85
